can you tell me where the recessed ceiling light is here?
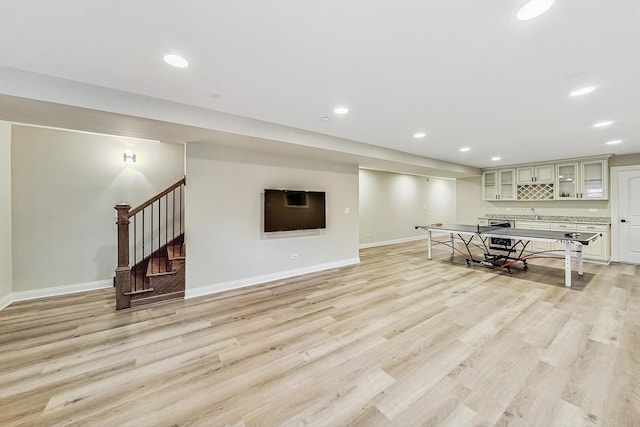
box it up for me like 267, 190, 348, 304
491, 156, 502, 161
320, 116, 330, 121
333, 107, 349, 115
517, 0, 554, 20
569, 86, 596, 97
593, 121, 613, 128
413, 132, 427, 139
164, 54, 189, 68
459, 147, 470, 152
606, 139, 622, 145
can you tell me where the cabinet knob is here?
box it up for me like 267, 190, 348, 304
621, 219, 627, 223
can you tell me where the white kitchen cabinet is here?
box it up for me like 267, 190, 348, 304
556, 163, 579, 199
482, 169, 516, 200
513, 221, 609, 262
516, 221, 552, 252
581, 160, 607, 199
483, 156, 609, 202
577, 223, 609, 260
556, 159, 607, 200
517, 165, 554, 184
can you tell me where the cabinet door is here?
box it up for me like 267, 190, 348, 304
581, 160, 606, 199
517, 167, 534, 184
577, 224, 608, 261
535, 165, 554, 183
482, 171, 497, 200
556, 163, 579, 199
499, 169, 516, 199
581, 234, 605, 259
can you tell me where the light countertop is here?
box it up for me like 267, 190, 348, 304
483, 214, 611, 225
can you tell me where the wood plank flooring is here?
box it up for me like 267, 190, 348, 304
1, 240, 639, 426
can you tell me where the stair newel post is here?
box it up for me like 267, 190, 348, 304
115, 203, 132, 310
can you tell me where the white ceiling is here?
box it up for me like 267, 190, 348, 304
1, 0, 639, 168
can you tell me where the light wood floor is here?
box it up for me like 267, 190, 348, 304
1, 240, 639, 426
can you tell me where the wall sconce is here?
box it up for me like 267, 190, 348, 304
123, 150, 136, 165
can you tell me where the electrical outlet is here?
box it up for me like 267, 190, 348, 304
291, 254, 299, 259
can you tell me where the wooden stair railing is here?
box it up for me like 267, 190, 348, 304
114, 176, 186, 310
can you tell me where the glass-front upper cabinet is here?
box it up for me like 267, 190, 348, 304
482, 169, 515, 200
556, 163, 578, 199
581, 160, 606, 199
499, 169, 516, 200
556, 160, 608, 200
482, 170, 497, 200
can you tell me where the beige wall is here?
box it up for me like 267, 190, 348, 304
0, 122, 11, 302
185, 143, 360, 295
456, 176, 493, 224
11, 125, 184, 292
359, 169, 456, 246
610, 153, 640, 168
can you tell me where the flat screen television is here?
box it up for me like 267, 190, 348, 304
264, 189, 326, 232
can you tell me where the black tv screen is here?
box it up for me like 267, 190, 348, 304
264, 189, 326, 232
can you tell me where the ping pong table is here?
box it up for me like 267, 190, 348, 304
414, 224, 600, 287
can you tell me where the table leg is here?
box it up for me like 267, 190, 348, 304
451, 233, 455, 255
428, 230, 432, 260
564, 242, 572, 288
577, 244, 584, 276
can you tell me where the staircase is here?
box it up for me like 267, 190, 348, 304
127, 236, 186, 308
114, 177, 186, 310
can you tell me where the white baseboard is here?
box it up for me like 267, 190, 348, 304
0, 292, 12, 311
0, 279, 113, 310
359, 235, 427, 249
185, 257, 360, 299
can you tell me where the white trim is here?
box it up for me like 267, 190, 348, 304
359, 235, 427, 249
0, 292, 12, 311
611, 165, 640, 262
185, 257, 360, 299
0, 279, 113, 310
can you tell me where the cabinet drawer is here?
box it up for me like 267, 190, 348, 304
549, 223, 577, 230
576, 224, 607, 232
516, 221, 549, 229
